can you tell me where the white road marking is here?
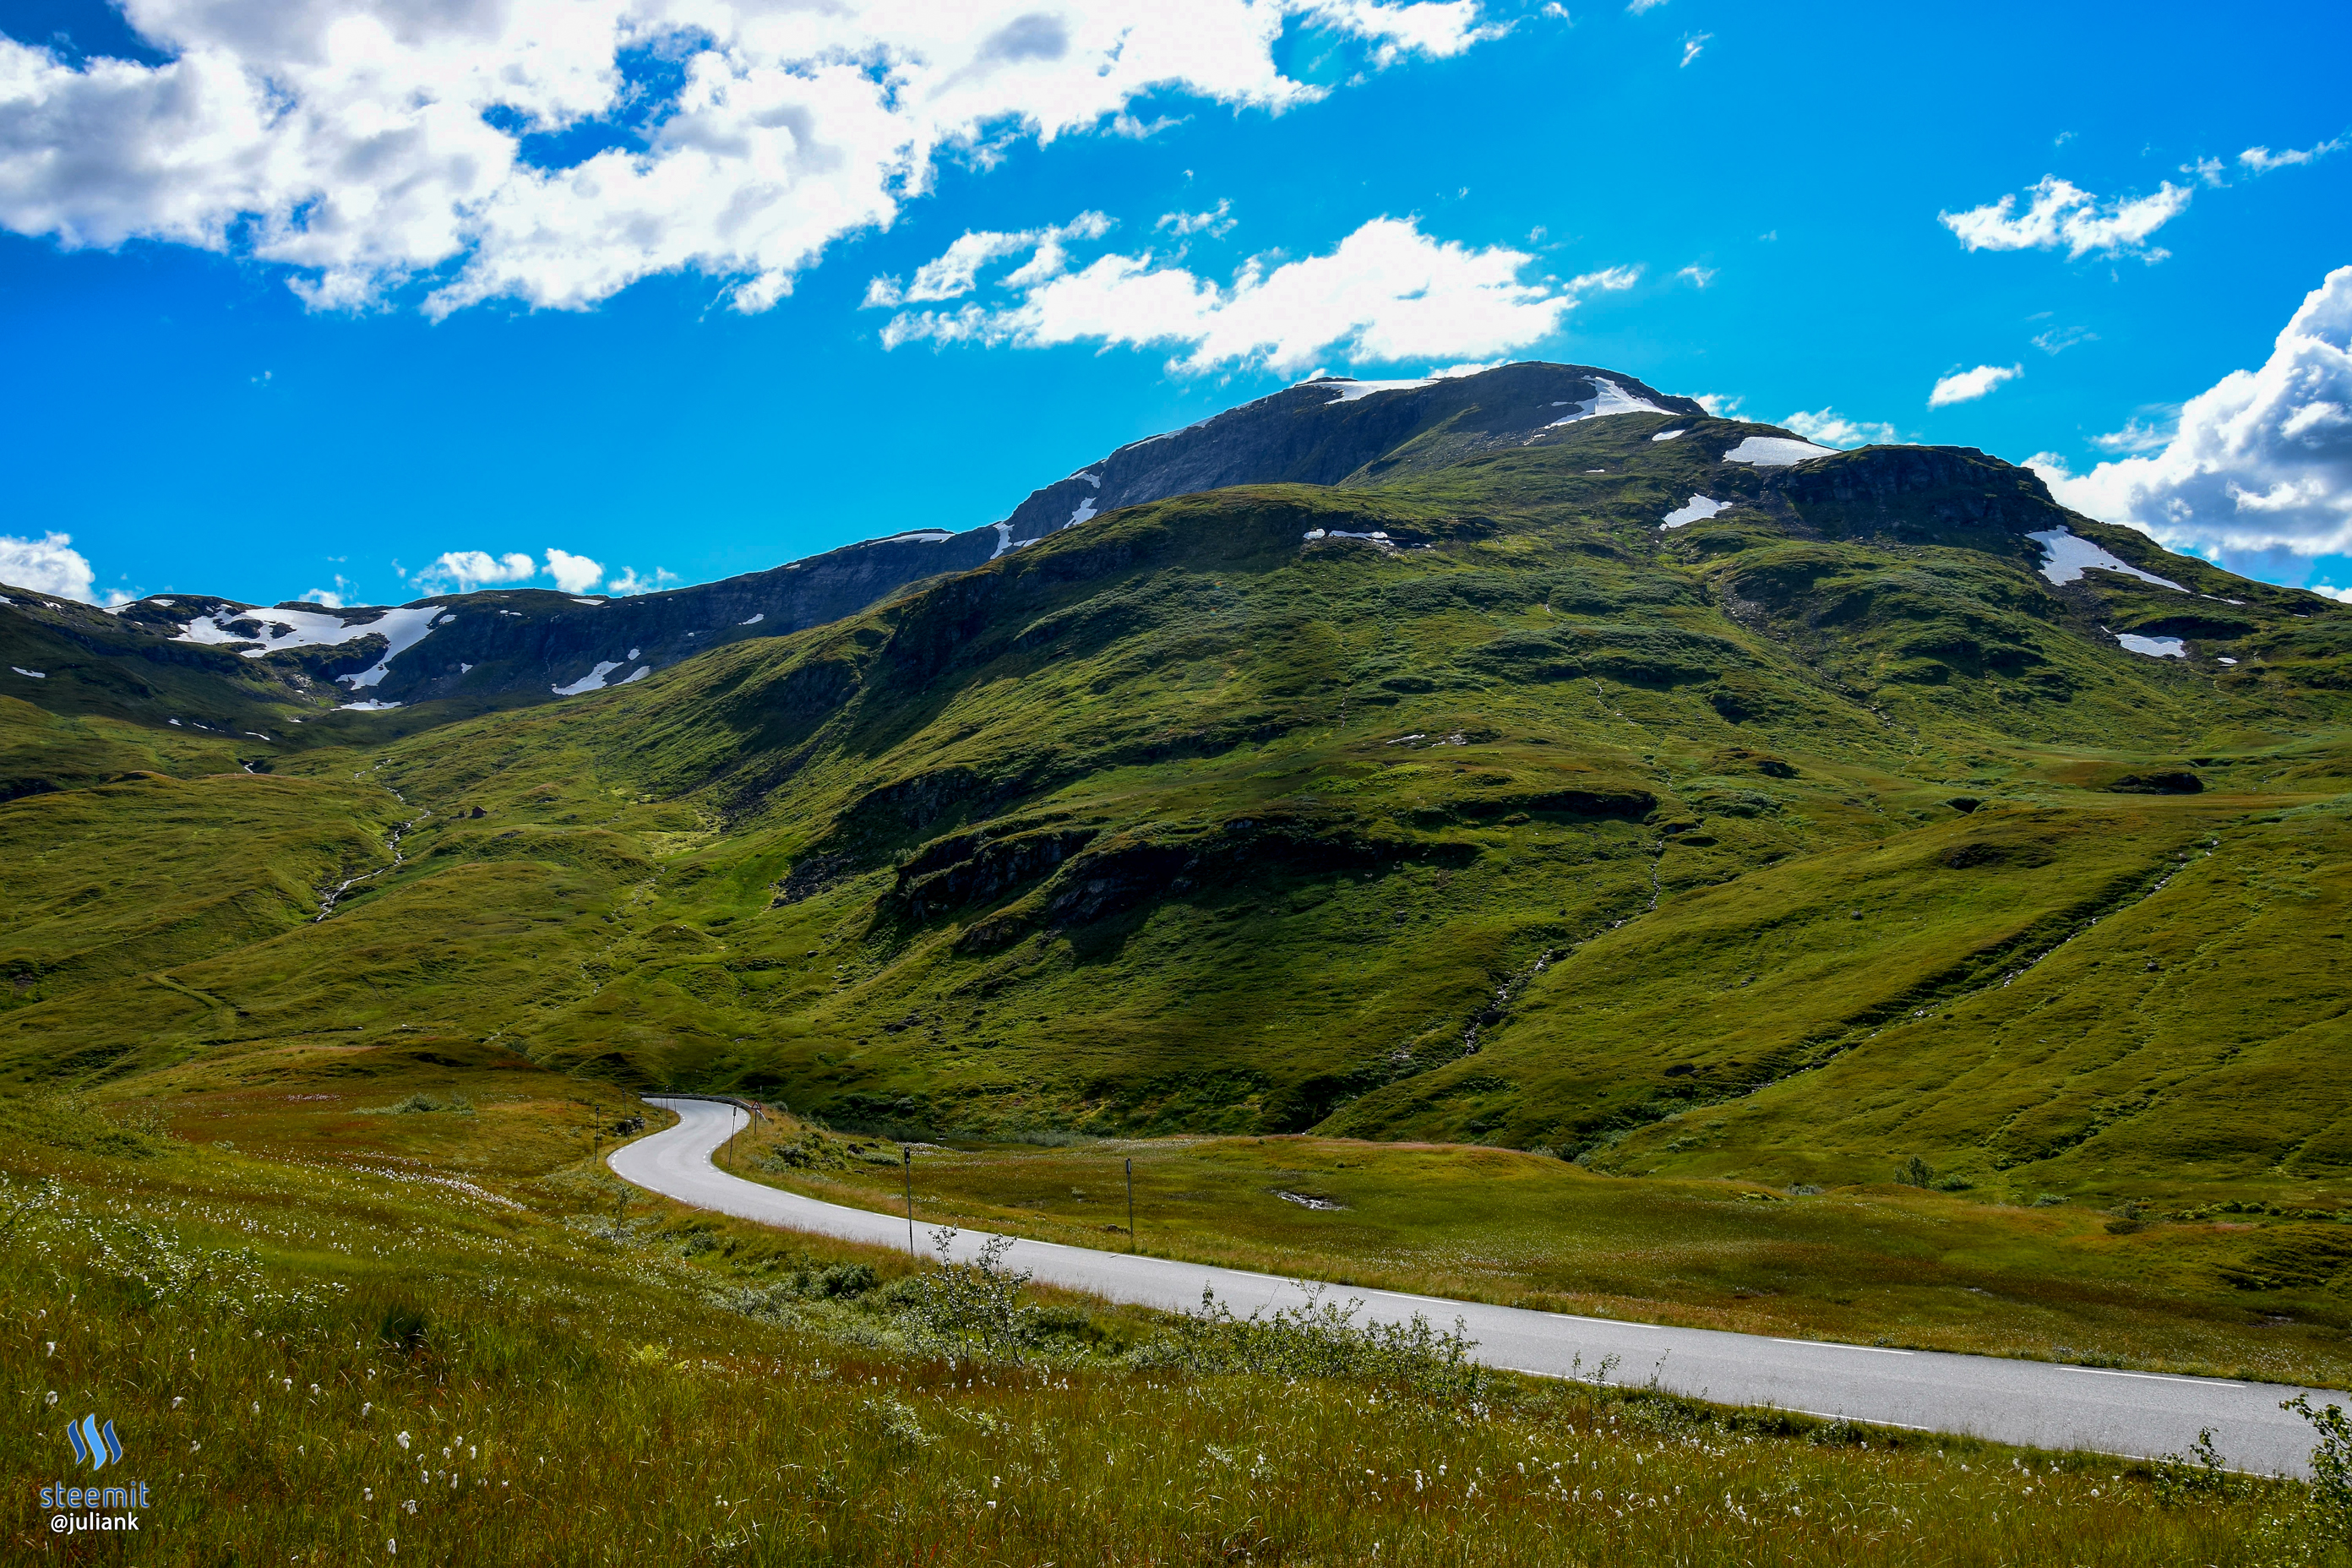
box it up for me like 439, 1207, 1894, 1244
2060, 1366, 2246, 1388
1772, 1338, 1915, 1355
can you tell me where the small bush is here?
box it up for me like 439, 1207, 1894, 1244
1894, 1156, 1933, 1188
2152, 1428, 2240, 1505
2285, 1396, 2352, 1542
1130, 1282, 1489, 1402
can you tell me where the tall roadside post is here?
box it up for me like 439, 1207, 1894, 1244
904, 1145, 916, 1257
1125, 1157, 1135, 1253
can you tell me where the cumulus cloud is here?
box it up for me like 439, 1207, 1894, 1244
0, 2, 1501, 318
1157, 200, 1236, 238
1939, 177, 2191, 262
2240, 137, 2344, 175
1674, 264, 1715, 288
607, 566, 678, 596
864, 212, 1113, 308
413, 550, 537, 594
1783, 409, 1898, 448
0, 531, 98, 601
878, 215, 1609, 374
301, 575, 354, 608
1695, 393, 1743, 417
2031, 266, 2352, 562
1928, 363, 2022, 407
543, 548, 604, 595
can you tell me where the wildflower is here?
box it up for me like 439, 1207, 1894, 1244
467, 1445, 476, 1459
396, 1431, 411, 1451
251, 1402, 259, 1414
45, 1391, 57, 1407
172, 1396, 183, 1408
402, 1500, 417, 1515
364, 1489, 373, 1501
387, 1541, 395, 1556
45, 1342, 55, 1355
362, 1403, 372, 1417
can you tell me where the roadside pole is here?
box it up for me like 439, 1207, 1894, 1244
1125, 1157, 1135, 1253
903, 1146, 916, 1256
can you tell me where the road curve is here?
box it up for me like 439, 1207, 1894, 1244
610, 1097, 2333, 1477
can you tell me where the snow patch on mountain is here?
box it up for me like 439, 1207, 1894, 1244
336, 607, 449, 689
1723, 436, 1838, 466
2115, 633, 2187, 658
1313, 376, 1439, 403
1661, 496, 1729, 529
1546, 378, 1670, 427
2026, 527, 2188, 591
553, 661, 625, 696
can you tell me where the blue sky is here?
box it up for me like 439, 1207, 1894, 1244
2, 0, 2348, 608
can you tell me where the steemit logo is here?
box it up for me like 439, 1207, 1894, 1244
65, 1414, 122, 1469
41, 1412, 148, 1533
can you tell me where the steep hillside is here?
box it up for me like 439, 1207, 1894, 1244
1, 362, 1690, 762
4, 377, 2349, 1221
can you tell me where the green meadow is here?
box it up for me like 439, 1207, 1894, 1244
5, 1062, 2344, 1565
6, 417, 2352, 1553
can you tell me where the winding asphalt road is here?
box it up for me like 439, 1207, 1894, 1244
610, 1096, 2336, 1477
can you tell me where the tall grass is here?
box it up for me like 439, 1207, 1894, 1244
4, 1134, 2344, 1565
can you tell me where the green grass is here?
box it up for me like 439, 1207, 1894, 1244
4, 422, 2351, 1424
3, 1061, 2343, 1565
731, 1115, 2352, 1390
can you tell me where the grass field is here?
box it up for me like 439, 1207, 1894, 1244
7, 1059, 2347, 1565
728, 1116, 2352, 1391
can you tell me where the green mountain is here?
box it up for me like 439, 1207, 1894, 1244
6, 363, 2348, 1207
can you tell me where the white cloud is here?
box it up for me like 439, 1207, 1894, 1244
2033, 266, 2352, 560
2307, 582, 2352, 602
2240, 137, 2344, 175
1939, 177, 2191, 262
1157, 200, 1236, 238
0, 3, 1502, 318
879, 215, 1607, 374
2090, 416, 2175, 455
416, 550, 536, 594
544, 548, 604, 595
1625, 0, 1668, 11
1679, 33, 1709, 66
1783, 408, 1897, 448
1695, 393, 1743, 417
301, 575, 354, 608
2031, 324, 2096, 355
607, 566, 678, 596
0, 531, 97, 601
1928, 363, 2022, 407
1674, 264, 1715, 288
866, 211, 1113, 307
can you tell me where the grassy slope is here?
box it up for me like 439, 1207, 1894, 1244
3, 415, 2349, 1370
0, 1060, 2328, 1565
731, 1118, 2352, 1388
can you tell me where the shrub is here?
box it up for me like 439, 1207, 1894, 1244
2284, 1396, 2352, 1542
1130, 1282, 1489, 1402
1894, 1156, 1933, 1188
2152, 1428, 2240, 1505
